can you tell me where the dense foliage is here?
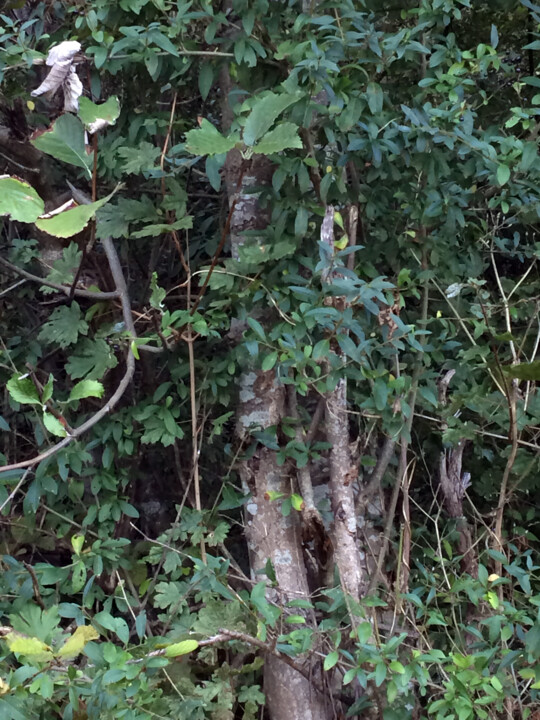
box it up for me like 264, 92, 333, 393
2, 1, 540, 718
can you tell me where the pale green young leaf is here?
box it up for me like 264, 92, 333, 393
6, 376, 41, 405
68, 380, 105, 402
165, 639, 199, 657
78, 95, 120, 132
43, 412, 67, 438
0, 176, 44, 222
36, 194, 113, 239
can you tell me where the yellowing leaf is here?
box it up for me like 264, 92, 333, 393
57, 626, 99, 659
0, 677, 9, 695
5, 632, 54, 661
488, 573, 500, 582
164, 639, 199, 657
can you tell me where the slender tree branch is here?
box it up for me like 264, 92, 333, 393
0, 255, 119, 300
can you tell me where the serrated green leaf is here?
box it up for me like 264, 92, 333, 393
244, 92, 298, 146
165, 639, 199, 657
6, 376, 41, 405
185, 119, 237, 156
252, 123, 302, 155
43, 412, 67, 438
68, 380, 105, 402
78, 96, 120, 131
38, 302, 88, 348
36, 194, 113, 239
31, 114, 92, 176
0, 176, 44, 223
66, 338, 118, 380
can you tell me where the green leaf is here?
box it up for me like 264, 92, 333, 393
38, 302, 89, 348
68, 380, 105, 402
0, 176, 44, 222
252, 123, 302, 155
43, 412, 67, 438
78, 95, 120, 132
66, 338, 118, 380
247, 317, 266, 340
198, 63, 214, 100
185, 119, 238, 156
31, 114, 92, 176
324, 650, 339, 671
244, 92, 298, 146
373, 378, 388, 411
131, 216, 193, 238
261, 350, 278, 371
366, 82, 383, 114
165, 639, 199, 657
6, 376, 41, 405
36, 194, 113, 239
290, 493, 304, 511
4, 632, 54, 661
504, 361, 540, 380
496, 164, 511, 186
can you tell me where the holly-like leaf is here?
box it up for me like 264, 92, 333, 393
0, 176, 44, 223
43, 412, 67, 437
243, 92, 298, 146
252, 123, 302, 155
38, 302, 89, 348
36, 194, 113, 238
185, 119, 238, 156
56, 626, 99, 659
78, 96, 120, 133
68, 380, 105, 402
6, 376, 41, 405
31, 114, 92, 176
164, 639, 199, 657
65, 338, 118, 380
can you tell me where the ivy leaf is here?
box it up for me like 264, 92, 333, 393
56, 626, 99, 659
6, 376, 41, 405
252, 123, 302, 155
68, 380, 105, 402
185, 119, 238, 156
165, 639, 199, 657
43, 412, 67, 437
36, 194, 113, 239
78, 95, 120, 133
0, 176, 44, 222
243, 92, 298, 146
65, 338, 118, 380
31, 114, 92, 177
38, 302, 89, 348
